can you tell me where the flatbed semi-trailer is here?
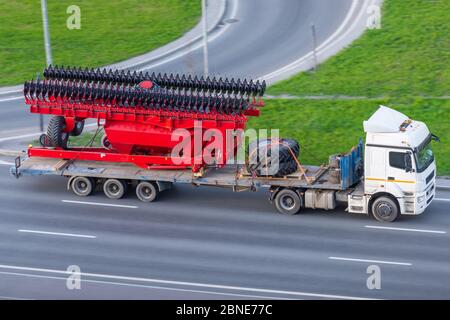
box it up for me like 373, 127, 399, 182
11, 154, 356, 212
11, 106, 438, 222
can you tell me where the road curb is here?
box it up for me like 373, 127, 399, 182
0, 0, 227, 93
109, 0, 228, 71
261, 0, 382, 84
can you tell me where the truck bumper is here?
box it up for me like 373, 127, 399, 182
402, 182, 435, 215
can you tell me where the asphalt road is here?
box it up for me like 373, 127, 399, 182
3, 0, 448, 300
0, 165, 449, 300
0, 0, 355, 136
140, 0, 353, 77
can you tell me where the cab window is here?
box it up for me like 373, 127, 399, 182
389, 152, 406, 170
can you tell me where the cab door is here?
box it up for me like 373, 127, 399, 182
385, 149, 416, 196
364, 146, 387, 194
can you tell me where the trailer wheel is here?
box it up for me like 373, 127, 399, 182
274, 189, 301, 215
371, 196, 399, 222
47, 116, 68, 149
136, 181, 158, 202
103, 179, 127, 199
70, 120, 85, 136
71, 176, 95, 196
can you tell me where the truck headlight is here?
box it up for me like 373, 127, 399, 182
417, 195, 425, 203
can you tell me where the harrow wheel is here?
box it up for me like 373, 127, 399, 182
39, 134, 51, 147
70, 120, 85, 136
47, 116, 69, 149
71, 176, 95, 196
101, 134, 112, 149
103, 179, 127, 199
136, 181, 159, 202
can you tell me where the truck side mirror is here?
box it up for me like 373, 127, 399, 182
404, 153, 413, 173
431, 133, 440, 142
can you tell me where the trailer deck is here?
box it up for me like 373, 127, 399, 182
12, 156, 346, 191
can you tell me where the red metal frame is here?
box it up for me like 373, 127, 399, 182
25, 94, 263, 172
28, 147, 194, 170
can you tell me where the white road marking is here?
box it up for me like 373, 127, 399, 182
0, 271, 293, 300
0, 132, 44, 142
62, 199, 138, 209
435, 198, 450, 202
0, 160, 14, 166
137, 0, 239, 71
0, 123, 97, 143
18, 229, 96, 239
329, 256, 412, 266
0, 264, 374, 300
0, 96, 23, 102
365, 225, 446, 234
260, 0, 368, 81
0, 88, 22, 94
0, 294, 31, 300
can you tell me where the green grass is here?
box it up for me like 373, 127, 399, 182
268, 0, 450, 97
0, 0, 200, 86
68, 129, 103, 147
257, 0, 450, 175
248, 98, 450, 175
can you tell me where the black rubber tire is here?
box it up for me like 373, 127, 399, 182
275, 160, 299, 177
248, 138, 299, 163
274, 189, 302, 215
101, 134, 112, 149
47, 116, 68, 149
39, 134, 50, 147
70, 120, 85, 136
371, 196, 399, 222
136, 181, 159, 202
248, 138, 299, 176
71, 176, 95, 196
103, 179, 127, 199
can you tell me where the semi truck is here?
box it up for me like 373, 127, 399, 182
12, 105, 437, 222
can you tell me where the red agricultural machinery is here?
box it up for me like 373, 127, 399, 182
24, 66, 266, 173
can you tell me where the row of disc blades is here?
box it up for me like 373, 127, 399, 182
24, 79, 251, 115
43, 65, 266, 97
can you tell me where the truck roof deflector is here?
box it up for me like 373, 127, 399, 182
363, 105, 409, 133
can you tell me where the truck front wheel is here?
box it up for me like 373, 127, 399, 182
371, 197, 399, 222
274, 189, 302, 215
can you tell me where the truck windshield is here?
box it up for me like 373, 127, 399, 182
415, 138, 434, 172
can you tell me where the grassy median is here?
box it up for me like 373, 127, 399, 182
248, 98, 450, 175
253, 0, 449, 175
0, 0, 200, 86
268, 0, 449, 97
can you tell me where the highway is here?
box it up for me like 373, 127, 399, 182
0, 0, 358, 135
1, 0, 449, 300
0, 165, 449, 299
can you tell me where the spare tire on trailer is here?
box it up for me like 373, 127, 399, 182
47, 116, 69, 149
247, 138, 300, 177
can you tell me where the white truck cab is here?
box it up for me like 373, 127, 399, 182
348, 106, 437, 222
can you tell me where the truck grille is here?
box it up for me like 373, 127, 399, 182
426, 170, 435, 185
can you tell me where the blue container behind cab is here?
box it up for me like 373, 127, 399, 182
339, 138, 363, 189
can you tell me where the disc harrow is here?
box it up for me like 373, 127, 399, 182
24, 66, 265, 172
43, 65, 266, 97
24, 78, 250, 115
